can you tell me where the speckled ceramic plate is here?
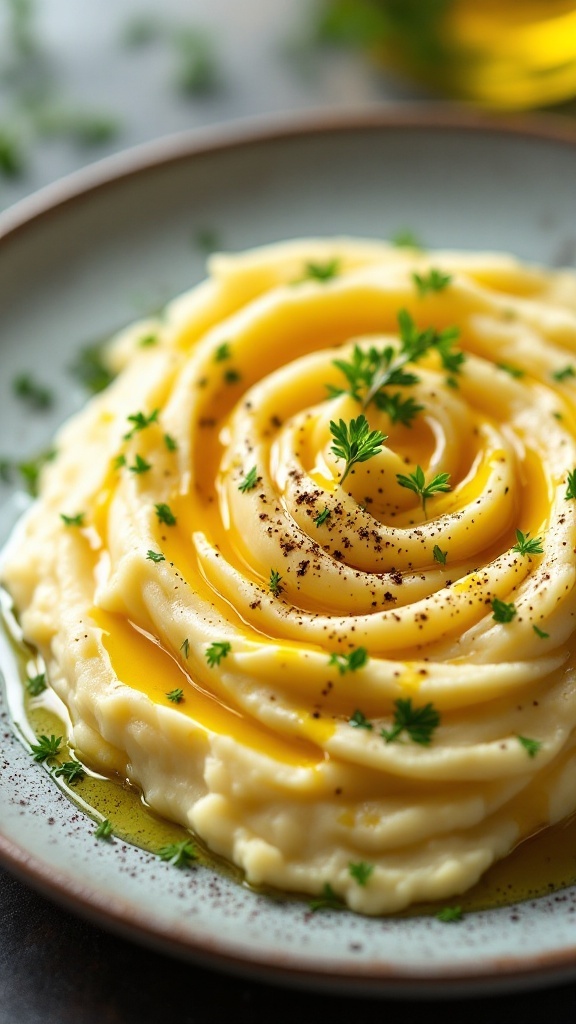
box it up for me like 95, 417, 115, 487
2, 110, 576, 996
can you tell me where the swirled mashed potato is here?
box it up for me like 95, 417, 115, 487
4, 238, 576, 914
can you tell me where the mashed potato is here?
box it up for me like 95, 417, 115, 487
4, 238, 576, 914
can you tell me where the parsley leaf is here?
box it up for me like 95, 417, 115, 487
146, 550, 165, 563
52, 760, 86, 784
205, 641, 231, 667
95, 819, 114, 840
30, 734, 62, 762
511, 529, 543, 556
518, 735, 541, 758
491, 597, 517, 623
26, 672, 47, 696
348, 709, 373, 730
552, 365, 576, 382
565, 469, 576, 500
309, 883, 344, 912
396, 465, 451, 516
154, 503, 177, 526
69, 342, 115, 394
329, 647, 368, 674
301, 259, 340, 282
166, 688, 184, 703
497, 362, 525, 379
432, 544, 447, 565
436, 906, 463, 923
238, 466, 259, 493
214, 341, 231, 362
269, 569, 283, 596
129, 454, 152, 474
381, 698, 440, 746
330, 415, 387, 484
412, 268, 452, 296
314, 506, 331, 527
124, 408, 159, 439
181, 638, 190, 658
532, 624, 549, 639
60, 512, 85, 527
164, 433, 178, 452
12, 373, 53, 410
158, 840, 198, 868
348, 861, 373, 886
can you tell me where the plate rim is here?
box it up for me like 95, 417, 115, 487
2, 105, 576, 994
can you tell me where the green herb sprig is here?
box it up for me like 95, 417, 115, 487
381, 698, 440, 746
330, 415, 387, 485
329, 647, 368, 674
396, 465, 451, 516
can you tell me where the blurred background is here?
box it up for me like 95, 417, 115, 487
2, 0, 576, 214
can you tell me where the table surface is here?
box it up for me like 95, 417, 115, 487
1, 3, 576, 1022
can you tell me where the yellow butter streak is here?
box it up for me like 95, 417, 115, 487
93, 608, 323, 768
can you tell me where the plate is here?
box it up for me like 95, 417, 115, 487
2, 109, 576, 996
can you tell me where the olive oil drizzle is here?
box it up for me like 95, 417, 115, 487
2, 594, 576, 917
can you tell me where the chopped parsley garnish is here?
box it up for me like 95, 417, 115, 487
12, 372, 53, 410
2, 447, 57, 496
511, 529, 543, 556
432, 544, 447, 565
146, 550, 165, 563
348, 861, 374, 886
269, 569, 283, 596
30, 734, 62, 763
348, 709, 373, 730
26, 672, 47, 696
436, 906, 463, 923
412, 268, 452, 296
164, 433, 178, 452
158, 839, 198, 868
392, 230, 422, 249
565, 469, 576, 500
375, 392, 424, 428
52, 760, 86, 784
166, 688, 184, 703
381, 698, 440, 746
330, 309, 462, 416
154, 503, 177, 526
129, 454, 152, 474
174, 28, 220, 95
214, 341, 231, 362
69, 342, 115, 394
301, 258, 340, 282
181, 638, 190, 658
518, 735, 541, 758
138, 333, 158, 347
223, 368, 241, 384
396, 465, 451, 516
329, 415, 387, 485
238, 466, 259, 493
195, 227, 221, 253
491, 597, 517, 623
314, 506, 331, 527
114, 453, 126, 469
309, 883, 344, 912
552, 365, 576, 382
94, 819, 114, 840
124, 408, 159, 439
329, 647, 368, 674
205, 641, 231, 667
60, 512, 85, 527
497, 362, 525, 379
533, 624, 549, 639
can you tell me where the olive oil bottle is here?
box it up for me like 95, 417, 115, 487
318, 0, 576, 109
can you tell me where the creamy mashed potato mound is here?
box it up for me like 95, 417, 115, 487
5, 238, 576, 915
